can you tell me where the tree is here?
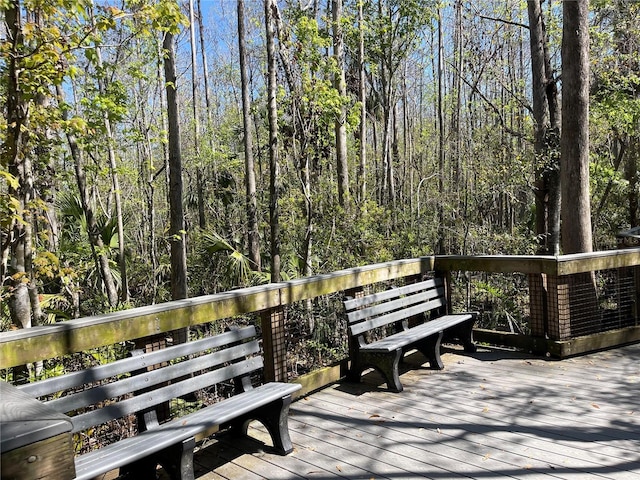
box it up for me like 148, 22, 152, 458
237, 0, 261, 271
163, 31, 188, 300
561, 0, 592, 253
3, 0, 40, 335
333, 0, 349, 207
92, 33, 129, 304
436, 5, 445, 254
265, 0, 281, 282
357, 0, 367, 204
57, 84, 119, 307
188, 0, 206, 230
365, 0, 430, 210
528, 0, 560, 255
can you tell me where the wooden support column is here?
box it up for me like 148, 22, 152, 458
344, 287, 365, 371
528, 273, 548, 338
634, 265, 640, 326
261, 304, 287, 382
435, 270, 453, 316
134, 334, 172, 421
545, 275, 565, 340
548, 273, 599, 340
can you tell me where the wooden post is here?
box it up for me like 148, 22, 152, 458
528, 273, 548, 338
344, 287, 365, 368
435, 270, 453, 316
545, 275, 564, 340
1, 383, 75, 480
261, 305, 287, 382
548, 273, 599, 340
134, 334, 172, 421
631, 266, 640, 326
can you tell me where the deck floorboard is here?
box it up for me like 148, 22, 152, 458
190, 343, 640, 480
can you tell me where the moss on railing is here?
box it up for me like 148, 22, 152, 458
0, 257, 433, 369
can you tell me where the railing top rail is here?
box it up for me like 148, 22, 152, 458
556, 248, 640, 275
0, 257, 434, 369
436, 247, 640, 275
2, 249, 639, 369
435, 254, 557, 274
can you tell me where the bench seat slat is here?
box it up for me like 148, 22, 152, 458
360, 314, 473, 353
73, 382, 302, 480
45, 341, 260, 414
349, 297, 445, 337
344, 278, 441, 311
70, 357, 263, 433
19, 326, 257, 398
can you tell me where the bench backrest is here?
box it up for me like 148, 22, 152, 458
17, 326, 261, 433
345, 278, 447, 338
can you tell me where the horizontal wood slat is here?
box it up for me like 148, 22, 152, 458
45, 341, 259, 415
344, 278, 440, 310
18, 326, 257, 398
360, 314, 473, 353
347, 286, 444, 324
349, 298, 446, 337
70, 357, 263, 433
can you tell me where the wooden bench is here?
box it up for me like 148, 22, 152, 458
16, 325, 301, 480
345, 277, 477, 392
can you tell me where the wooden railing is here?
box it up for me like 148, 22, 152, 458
1, 249, 639, 393
436, 248, 640, 357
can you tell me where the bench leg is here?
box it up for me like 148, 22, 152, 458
120, 437, 196, 480
417, 331, 444, 370
158, 437, 196, 480
347, 360, 364, 383
445, 319, 477, 353
119, 456, 157, 479
360, 349, 404, 393
229, 394, 296, 455
461, 319, 477, 353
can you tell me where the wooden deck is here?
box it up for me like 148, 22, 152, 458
190, 343, 640, 480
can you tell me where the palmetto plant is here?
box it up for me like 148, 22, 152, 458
58, 193, 122, 297
201, 232, 268, 288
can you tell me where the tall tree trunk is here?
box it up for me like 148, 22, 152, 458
436, 6, 446, 254
93, 45, 128, 303
358, 0, 367, 204
238, 0, 261, 271
188, 0, 205, 230
561, 0, 592, 254
163, 32, 189, 300
56, 84, 119, 307
452, 0, 463, 189
333, 0, 349, 207
528, 0, 560, 255
265, 0, 281, 283
135, 72, 160, 302
197, 0, 213, 144
627, 137, 640, 227
4, 0, 36, 345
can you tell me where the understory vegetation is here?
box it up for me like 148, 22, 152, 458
1, 0, 639, 334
